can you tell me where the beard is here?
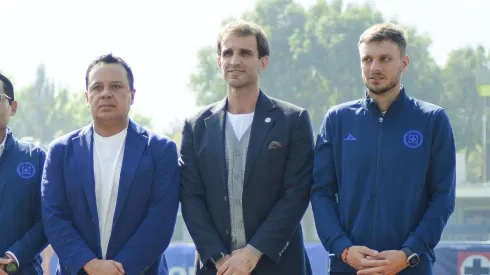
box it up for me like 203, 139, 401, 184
364, 71, 401, 95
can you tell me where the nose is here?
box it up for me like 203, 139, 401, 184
100, 87, 113, 99
230, 53, 241, 65
370, 59, 382, 72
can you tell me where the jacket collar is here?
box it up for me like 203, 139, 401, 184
361, 85, 408, 116
0, 128, 15, 156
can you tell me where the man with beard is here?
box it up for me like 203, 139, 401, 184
180, 20, 314, 275
310, 23, 456, 275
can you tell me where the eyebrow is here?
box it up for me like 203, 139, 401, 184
363, 53, 393, 57
90, 81, 124, 87
109, 81, 124, 85
240, 49, 254, 55
223, 48, 254, 54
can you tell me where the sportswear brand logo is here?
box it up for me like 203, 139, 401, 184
344, 134, 356, 141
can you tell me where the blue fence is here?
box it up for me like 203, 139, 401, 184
49, 242, 490, 275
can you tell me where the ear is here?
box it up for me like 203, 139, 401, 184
85, 91, 89, 107
10, 101, 18, 116
217, 55, 222, 70
130, 89, 136, 105
259, 55, 269, 73
401, 55, 410, 72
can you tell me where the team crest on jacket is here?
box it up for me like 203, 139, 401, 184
17, 162, 36, 179
403, 130, 423, 149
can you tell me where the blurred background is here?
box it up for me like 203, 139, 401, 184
2, 0, 489, 274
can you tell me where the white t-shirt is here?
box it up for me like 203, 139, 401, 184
93, 127, 127, 259
227, 112, 254, 140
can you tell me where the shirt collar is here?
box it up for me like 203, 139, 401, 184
0, 133, 7, 156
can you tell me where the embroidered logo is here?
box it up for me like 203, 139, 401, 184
344, 133, 356, 141
17, 162, 36, 179
403, 130, 423, 149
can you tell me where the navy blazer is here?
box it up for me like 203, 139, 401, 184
0, 130, 47, 274
180, 92, 314, 275
41, 120, 180, 275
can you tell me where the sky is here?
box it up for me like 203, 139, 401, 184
1, 0, 489, 134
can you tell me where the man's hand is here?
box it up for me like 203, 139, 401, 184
215, 254, 231, 270
357, 250, 408, 275
217, 247, 258, 275
83, 259, 125, 275
0, 258, 12, 275
342, 246, 390, 272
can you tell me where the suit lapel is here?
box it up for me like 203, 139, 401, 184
244, 91, 276, 186
112, 120, 147, 228
204, 98, 227, 190
72, 124, 99, 228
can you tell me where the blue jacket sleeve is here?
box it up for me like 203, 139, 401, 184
8, 148, 48, 266
402, 109, 456, 255
113, 140, 180, 274
42, 143, 97, 275
310, 111, 353, 259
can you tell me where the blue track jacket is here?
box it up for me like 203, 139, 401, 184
311, 88, 456, 274
0, 129, 47, 274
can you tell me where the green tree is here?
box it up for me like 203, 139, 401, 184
441, 46, 489, 182
290, 0, 445, 127
162, 118, 187, 151
189, 0, 308, 109
188, 0, 444, 131
187, 0, 490, 183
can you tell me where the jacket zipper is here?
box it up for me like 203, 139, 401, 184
373, 116, 383, 247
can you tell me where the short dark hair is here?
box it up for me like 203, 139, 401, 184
85, 53, 134, 90
0, 72, 14, 103
217, 19, 270, 58
359, 23, 407, 56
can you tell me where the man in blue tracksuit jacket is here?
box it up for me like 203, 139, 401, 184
0, 73, 47, 274
311, 23, 456, 275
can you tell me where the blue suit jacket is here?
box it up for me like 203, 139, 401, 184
41, 120, 180, 275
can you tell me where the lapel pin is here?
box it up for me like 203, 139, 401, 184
265, 117, 271, 123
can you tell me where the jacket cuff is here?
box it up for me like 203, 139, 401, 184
329, 233, 354, 260
5, 252, 19, 266
402, 235, 428, 256
199, 249, 226, 270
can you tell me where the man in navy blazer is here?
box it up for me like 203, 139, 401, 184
180, 20, 314, 275
41, 54, 180, 275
